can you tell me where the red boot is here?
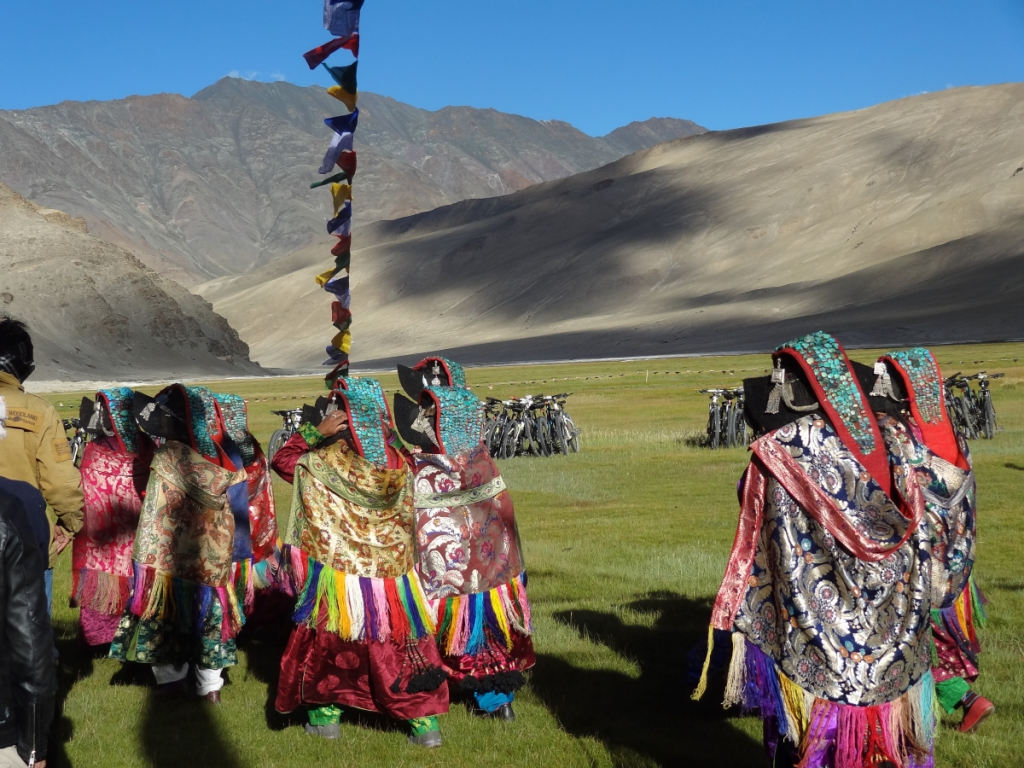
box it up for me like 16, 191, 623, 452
958, 693, 995, 733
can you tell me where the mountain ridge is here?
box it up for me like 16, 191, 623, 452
0, 79, 705, 284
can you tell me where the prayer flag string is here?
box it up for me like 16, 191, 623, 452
306, 0, 363, 388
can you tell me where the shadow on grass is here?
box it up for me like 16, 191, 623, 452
238, 591, 305, 731
140, 690, 244, 768
531, 591, 768, 768
49, 619, 95, 768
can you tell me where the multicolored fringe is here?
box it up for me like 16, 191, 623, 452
724, 638, 935, 768
71, 568, 132, 615
128, 563, 244, 643
287, 546, 434, 643
230, 553, 283, 614
932, 575, 987, 665
434, 573, 532, 657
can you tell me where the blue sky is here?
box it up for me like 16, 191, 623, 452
1, 1, 1022, 135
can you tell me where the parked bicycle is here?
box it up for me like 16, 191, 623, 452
699, 387, 747, 449
268, 408, 304, 462
484, 393, 580, 458
62, 418, 88, 468
944, 372, 1003, 441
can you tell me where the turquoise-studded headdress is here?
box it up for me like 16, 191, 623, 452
879, 348, 967, 469
334, 377, 393, 467
773, 331, 890, 494
214, 393, 258, 467
94, 387, 140, 454
422, 386, 484, 456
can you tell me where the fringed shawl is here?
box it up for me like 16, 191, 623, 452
284, 439, 433, 642
71, 438, 148, 615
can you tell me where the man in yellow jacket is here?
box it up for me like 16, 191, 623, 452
0, 317, 83, 610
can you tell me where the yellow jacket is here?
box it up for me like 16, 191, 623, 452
0, 371, 84, 565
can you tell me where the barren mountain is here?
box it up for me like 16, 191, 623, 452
198, 84, 1024, 371
0, 79, 704, 284
0, 183, 259, 381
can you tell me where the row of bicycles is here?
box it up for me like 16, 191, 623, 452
945, 371, 1002, 440
484, 393, 581, 459
700, 388, 748, 449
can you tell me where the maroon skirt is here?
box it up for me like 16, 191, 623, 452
277, 621, 449, 720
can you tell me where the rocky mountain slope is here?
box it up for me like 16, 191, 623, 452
198, 84, 1024, 370
0, 79, 704, 284
0, 183, 259, 381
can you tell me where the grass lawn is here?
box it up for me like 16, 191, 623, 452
38, 343, 1024, 767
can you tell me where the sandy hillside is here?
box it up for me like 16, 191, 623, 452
0, 183, 261, 381
199, 84, 1024, 371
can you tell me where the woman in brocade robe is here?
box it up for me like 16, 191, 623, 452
271, 378, 449, 747
73, 388, 150, 646
697, 332, 939, 768
865, 350, 993, 733
109, 385, 248, 703
393, 373, 534, 721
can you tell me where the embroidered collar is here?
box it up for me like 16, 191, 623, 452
774, 332, 890, 494
881, 348, 966, 469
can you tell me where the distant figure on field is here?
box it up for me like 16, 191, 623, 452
0, 487, 56, 768
0, 316, 84, 611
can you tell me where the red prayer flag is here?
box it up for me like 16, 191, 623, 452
303, 34, 360, 69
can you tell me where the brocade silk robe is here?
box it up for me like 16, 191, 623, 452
731, 415, 933, 707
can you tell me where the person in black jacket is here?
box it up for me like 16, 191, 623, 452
0, 487, 55, 768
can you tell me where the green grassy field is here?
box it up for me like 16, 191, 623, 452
38, 343, 1024, 767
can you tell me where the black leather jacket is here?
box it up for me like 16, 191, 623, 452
0, 488, 55, 764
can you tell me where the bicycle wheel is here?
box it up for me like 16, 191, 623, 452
555, 417, 569, 455
983, 396, 996, 439
483, 418, 499, 453
268, 429, 289, 463
525, 417, 540, 456
535, 415, 551, 456
707, 404, 721, 449
565, 415, 581, 452
500, 424, 518, 459
964, 396, 980, 440
726, 402, 737, 448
